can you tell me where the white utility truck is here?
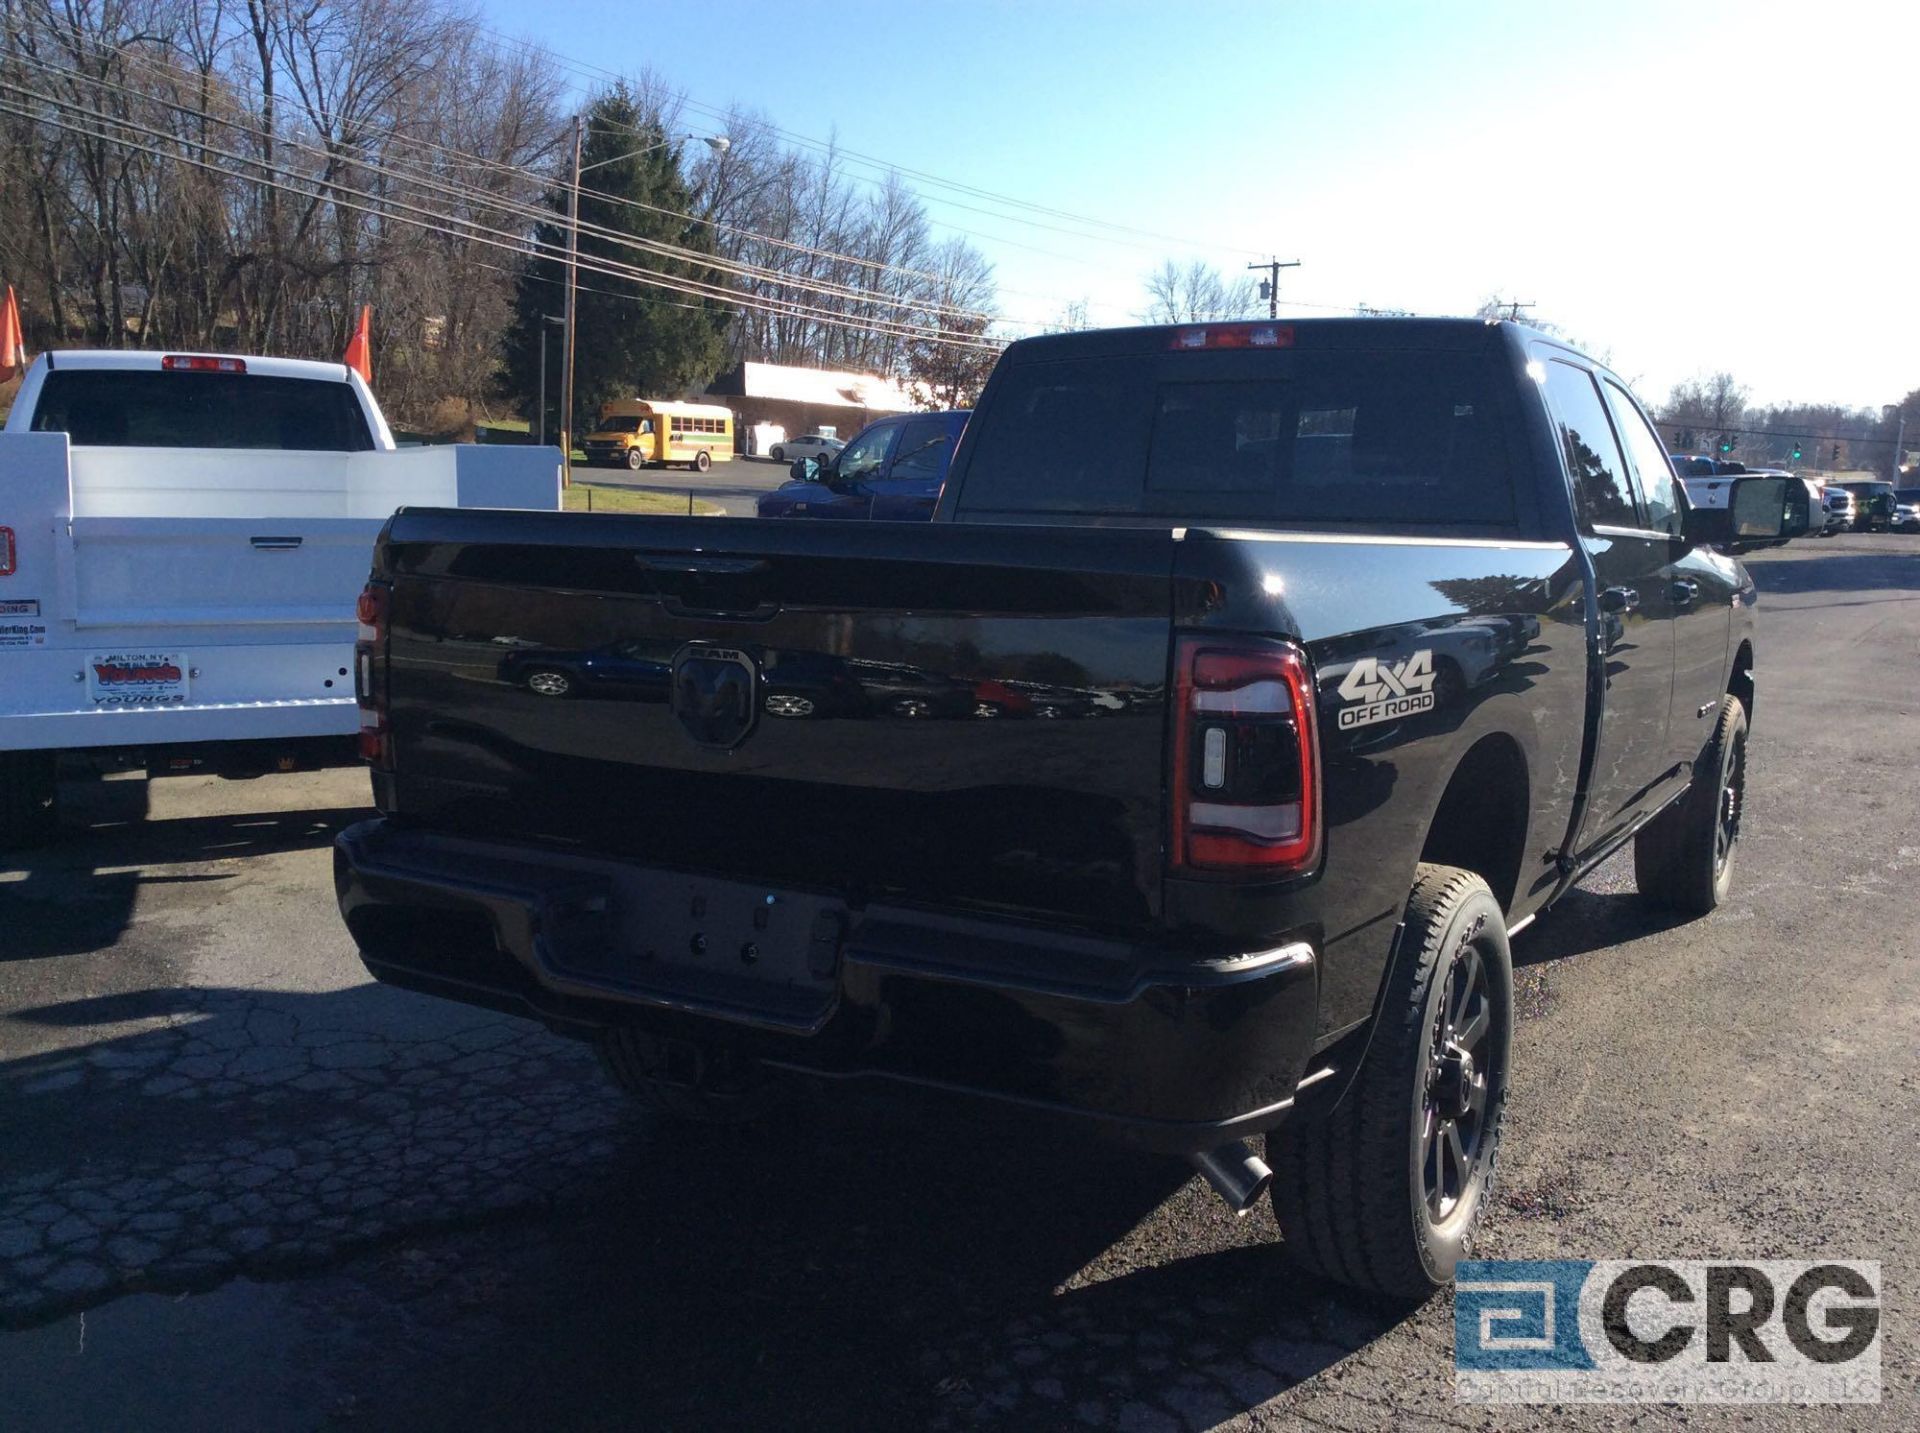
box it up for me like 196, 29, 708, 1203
0, 350, 561, 845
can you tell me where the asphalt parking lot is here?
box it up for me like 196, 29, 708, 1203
2, 533, 1916, 1430
581, 453, 792, 516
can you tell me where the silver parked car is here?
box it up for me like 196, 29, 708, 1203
768, 432, 844, 464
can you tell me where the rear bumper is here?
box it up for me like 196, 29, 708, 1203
333, 818, 1321, 1153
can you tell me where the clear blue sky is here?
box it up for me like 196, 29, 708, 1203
481, 0, 1915, 409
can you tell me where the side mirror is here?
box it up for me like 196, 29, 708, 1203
1683, 475, 1802, 552
791, 457, 819, 482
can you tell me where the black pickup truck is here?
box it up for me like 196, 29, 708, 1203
335, 319, 1800, 1299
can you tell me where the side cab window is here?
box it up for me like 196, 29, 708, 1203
1601, 380, 1683, 538
1539, 359, 1639, 531
836, 421, 898, 482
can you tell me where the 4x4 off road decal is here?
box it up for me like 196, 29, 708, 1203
1336, 649, 1437, 729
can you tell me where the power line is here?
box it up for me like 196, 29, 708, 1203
18, 37, 1371, 329
478, 27, 1268, 261
2, 51, 1008, 330
2, 43, 1002, 325
0, 70, 1004, 346
0, 91, 1003, 353
1657, 419, 1904, 446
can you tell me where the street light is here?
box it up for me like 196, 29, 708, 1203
559, 127, 729, 482
579, 131, 730, 174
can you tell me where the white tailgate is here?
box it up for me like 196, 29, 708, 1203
66, 517, 385, 628
1, 432, 559, 749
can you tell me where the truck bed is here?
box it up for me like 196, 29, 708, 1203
367, 508, 1585, 966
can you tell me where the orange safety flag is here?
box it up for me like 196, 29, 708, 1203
342, 303, 373, 384
0, 285, 25, 382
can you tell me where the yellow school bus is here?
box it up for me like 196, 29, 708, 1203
581, 400, 734, 473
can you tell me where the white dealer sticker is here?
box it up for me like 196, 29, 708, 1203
88, 652, 191, 706
0, 598, 47, 648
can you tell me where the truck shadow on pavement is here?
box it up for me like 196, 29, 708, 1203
1, 789, 365, 963
0, 973, 1407, 1429
1509, 881, 1696, 969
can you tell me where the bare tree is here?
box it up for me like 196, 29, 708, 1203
1142, 258, 1256, 323
1048, 297, 1093, 332
0, 0, 998, 425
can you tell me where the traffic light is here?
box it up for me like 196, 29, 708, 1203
1832, 443, 1842, 463
1717, 434, 1735, 453
1791, 442, 1803, 461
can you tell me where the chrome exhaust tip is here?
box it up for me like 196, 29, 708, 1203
1190, 1141, 1273, 1215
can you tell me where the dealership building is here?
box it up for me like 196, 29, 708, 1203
702, 361, 917, 453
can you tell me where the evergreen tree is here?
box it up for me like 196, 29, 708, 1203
504, 86, 729, 441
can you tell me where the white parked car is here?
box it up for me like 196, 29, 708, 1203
0, 349, 560, 846
1894, 488, 1920, 532
768, 432, 843, 464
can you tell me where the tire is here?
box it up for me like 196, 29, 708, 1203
770, 446, 785, 463
0, 749, 61, 849
1633, 694, 1747, 916
693, 450, 711, 474
523, 669, 573, 698
626, 448, 644, 472
595, 1027, 788, 1125
1268, 863, 1512, 1302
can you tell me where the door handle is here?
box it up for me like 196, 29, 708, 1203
249, 535, 303, 550
1598, 586, 1639, 614
1670, 577, 1700, 604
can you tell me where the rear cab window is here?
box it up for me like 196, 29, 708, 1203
953, 348, 1519, 528
31, 370, 376, 451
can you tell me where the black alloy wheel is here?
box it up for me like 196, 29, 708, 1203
1422, 937, 1497, 1224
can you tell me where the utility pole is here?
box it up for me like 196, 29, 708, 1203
1885, 404, 1908, 480
1247, 257, 1301, 320
536, 313, 565, 447
559, 113, 583, 487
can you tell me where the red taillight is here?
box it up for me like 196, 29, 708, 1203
355, 583, 388, 635
1168, 323, 1294, 351
0, 527, 14, 577
161, 354, 246, 374
355, 581, 392, 770
1169, 636, 1320, 876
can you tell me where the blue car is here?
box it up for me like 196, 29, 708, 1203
498, 639, 672, 700
757, 410, 969, 520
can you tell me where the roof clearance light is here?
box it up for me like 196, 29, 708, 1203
1168, 324, 1294, 351
161, 355, 246, 374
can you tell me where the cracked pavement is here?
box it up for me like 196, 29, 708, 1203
2, 536, 1917, 1430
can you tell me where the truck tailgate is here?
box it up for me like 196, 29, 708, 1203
378, 513, 1179, 934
